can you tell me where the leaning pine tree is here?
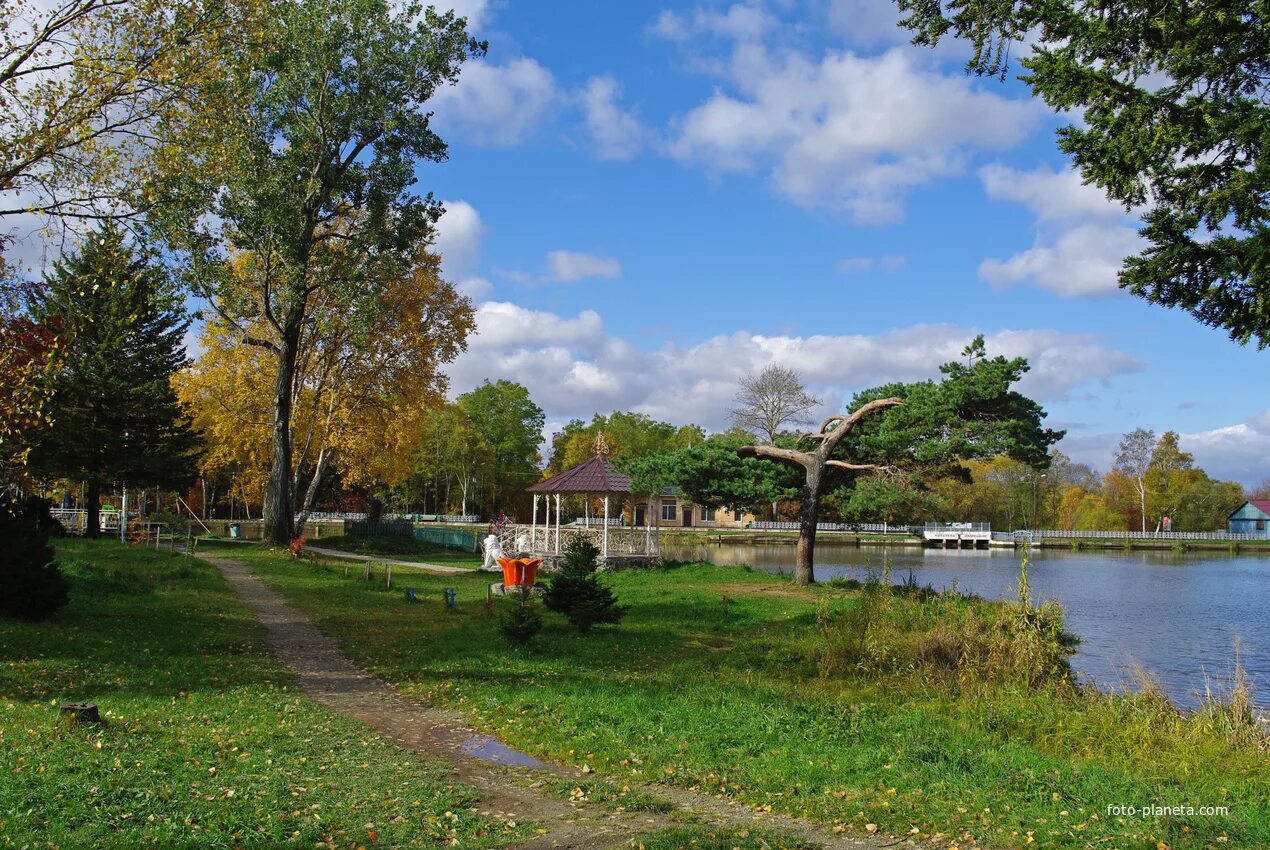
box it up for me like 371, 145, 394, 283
27, 226, 202, 537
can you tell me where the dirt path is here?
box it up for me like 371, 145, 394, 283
200, 551, 894, 850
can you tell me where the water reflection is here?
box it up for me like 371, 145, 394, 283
660, 540, 1270, 709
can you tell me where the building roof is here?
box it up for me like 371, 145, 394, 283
527, 455, 631, 494
1230, 499, 1270, 519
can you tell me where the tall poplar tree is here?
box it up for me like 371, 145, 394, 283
27, 226, 201, 537
157, 0, 485, 544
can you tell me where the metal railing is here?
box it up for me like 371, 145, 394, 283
1027, 528, 1265, 541
749, 520, 918, 534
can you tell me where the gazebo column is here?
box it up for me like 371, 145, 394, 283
603, 494, 610, 560
531, 494, 538, 552
554, 493, 561, 554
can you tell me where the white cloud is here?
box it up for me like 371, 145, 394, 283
668, 47, 1040, 223
439, 0, 491, 30
825, 0, 908, 48
836, 255, 905, 275
432, 199, 491, 299
446, 302, 1144, 437
430, 57, 558, 147
1183, 411, 1270, 487
649, 4, 779, 43
977, 164, 1143, 297
979, 223, 1142, 298
979, 164, 1131, 222
580, 75, 644, 161
546, 250, 621, 282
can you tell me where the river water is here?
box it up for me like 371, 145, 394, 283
659, 541, 1270, 709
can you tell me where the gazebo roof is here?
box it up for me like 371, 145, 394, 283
527, 455, 630, 494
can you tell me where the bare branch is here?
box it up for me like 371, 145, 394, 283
736, 443, 812, 469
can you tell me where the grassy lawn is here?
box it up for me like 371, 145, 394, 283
0, 539, 527, 849
209, 540, 1269, 850
309, 533, 483, 568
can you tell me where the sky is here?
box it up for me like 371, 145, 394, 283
5, 0, 1266, 487
409, 0, 1270, 487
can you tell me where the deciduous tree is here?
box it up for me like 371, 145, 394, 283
729, 364, 822, 444
157, 0, 484, 544
457, 380, 544, 516
1113, 428, 1156, 532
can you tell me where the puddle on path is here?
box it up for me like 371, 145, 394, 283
456, 733, 554, 770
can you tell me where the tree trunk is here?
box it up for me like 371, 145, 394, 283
294, 446, 332, 538
85, 479, 101, 539
262, 325, 301, 545
794, 469, 820, 586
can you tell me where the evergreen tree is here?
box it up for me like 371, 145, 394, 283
544, 535, 627, 634
28, 226, 202, 537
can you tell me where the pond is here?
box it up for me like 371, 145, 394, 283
659, 540, 1270, 709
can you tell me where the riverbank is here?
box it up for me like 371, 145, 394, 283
204, 539, 1267, 850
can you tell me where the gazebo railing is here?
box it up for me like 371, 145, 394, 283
498, 524, 658, 560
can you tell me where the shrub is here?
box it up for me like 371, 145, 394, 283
498, 595, 542, 644
544, 535, 627, 634
0, 496, 69, 620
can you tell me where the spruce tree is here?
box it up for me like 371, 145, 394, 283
544, 535, 627, 634
28, 226, 201, 537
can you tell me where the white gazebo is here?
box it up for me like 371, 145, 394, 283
514, 451, 658, 563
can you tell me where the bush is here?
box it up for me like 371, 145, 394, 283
0, 496, 69, 620
544, 535, 627, 634
498, 595, 542, 644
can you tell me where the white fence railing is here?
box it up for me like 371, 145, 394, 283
1026, 528, 1265, 541
749, 520, 918, 534
499, 524, 658, 559
570, 517, 624, 527
437, 515, 479, 524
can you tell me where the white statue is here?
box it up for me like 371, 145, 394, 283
481, 533, 503, 571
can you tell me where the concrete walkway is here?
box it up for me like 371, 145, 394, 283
199, 550, 894, 850
305, 544, 477, 575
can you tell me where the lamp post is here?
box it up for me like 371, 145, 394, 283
1031, 472, 1047, 531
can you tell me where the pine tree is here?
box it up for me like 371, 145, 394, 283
544, 535, 627, 634
28, 226, 202, 537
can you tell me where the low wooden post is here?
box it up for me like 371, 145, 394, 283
385, 563, 393, 589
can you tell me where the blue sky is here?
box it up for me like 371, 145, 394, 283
6, 0, 1263, 485
418, 0, 1269, 486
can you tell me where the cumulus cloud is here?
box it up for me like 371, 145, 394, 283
1182, 411, 1270, 486
430, 57, 558, 147
824, 0, 908, 48
579, 75, 644, 160
977, 164, 1144, 297
667, 47, 1040, 223
446, 302, 1144, 437
649, 4, 779, 43
432, 200, 491, 299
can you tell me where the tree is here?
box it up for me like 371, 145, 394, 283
730, 364, 822, 444
1113, 428, 1156, 532
543, 535, 626, 634
157, 0, 485, 544
897, 0, 1270, 347
731, 337, 1061, 584
409, 403, 492, 517
27, 226, 201, 536
0, 496, 68, 620
457, 380, 544, 516
177, 251, 473, 528
0, 0, 256, 220
0, 276, 61, 474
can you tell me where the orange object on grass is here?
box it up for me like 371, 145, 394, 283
498, 557, 542, 588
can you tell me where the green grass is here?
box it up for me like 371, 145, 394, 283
0, 539, 527, 849
208, 540, 1269, 850
310, 533, 482, 568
